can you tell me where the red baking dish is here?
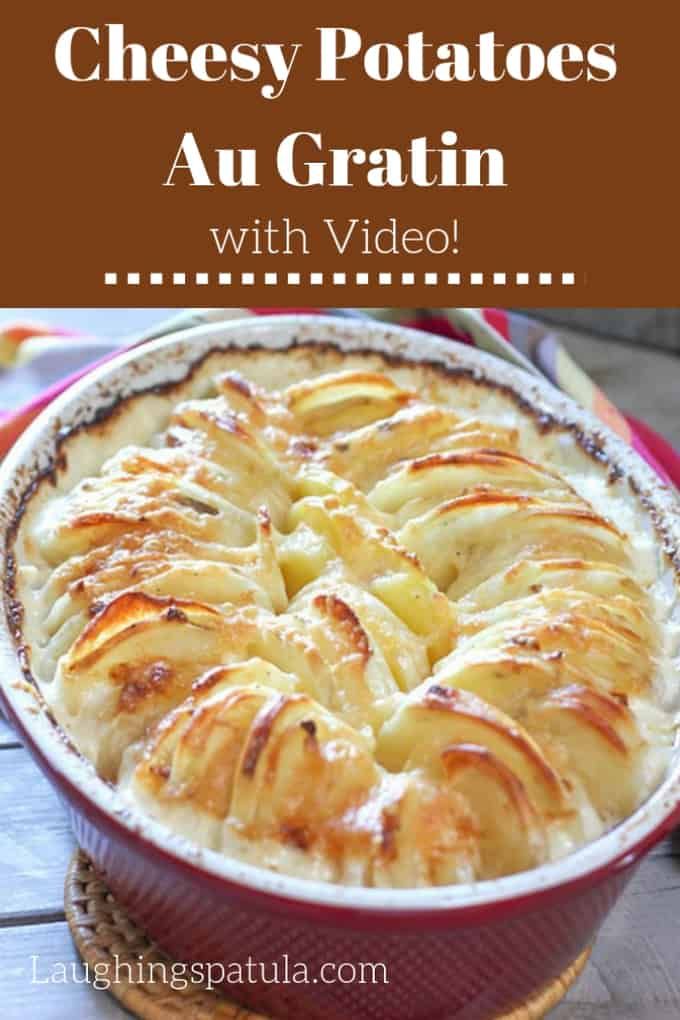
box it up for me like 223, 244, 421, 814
1, 314, 679, 1020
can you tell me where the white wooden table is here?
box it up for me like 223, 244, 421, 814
0, 316, 678, 1019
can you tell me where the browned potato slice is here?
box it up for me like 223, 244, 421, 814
526, 685, 644, 818
292, 574, 429, 693
323, 403, 463, 488
289, 495, 457, 660
170, 400, 290, 522
433, 650, 570, 715
459, 558, 647, 614
371, 772, 479, 887
284, 371, 414, 436
134, 663, 301, 819
238, 602, 394, 732
398, 494, 628, 594
132, 672, 479, 886
34, 468, 255, 564
369, 449, 577, 524
323, 405, 519, 490
458, 590, 653, 695
441, 744, 547, 876
53, 592, 243, 779
214, 371, 272, 428
378, 684, 567, 818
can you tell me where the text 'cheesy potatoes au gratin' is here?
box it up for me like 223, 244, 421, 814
17, 350, 679, 887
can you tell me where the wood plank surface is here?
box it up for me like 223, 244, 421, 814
0, 715, 21, 748
0, 747, 75, 923
0, 922, 129, 1019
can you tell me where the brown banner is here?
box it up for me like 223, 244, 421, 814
2, 2, 678, 305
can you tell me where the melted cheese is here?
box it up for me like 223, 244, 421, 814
18, 358, 679, 888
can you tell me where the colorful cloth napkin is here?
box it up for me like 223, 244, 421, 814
0, 308, 677, 489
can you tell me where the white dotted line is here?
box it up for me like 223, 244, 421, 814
104, 271, 577, 287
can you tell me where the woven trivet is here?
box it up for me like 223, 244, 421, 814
65, 850, 590, 1020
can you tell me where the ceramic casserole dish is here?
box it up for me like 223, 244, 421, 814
1, 314, 679, 1020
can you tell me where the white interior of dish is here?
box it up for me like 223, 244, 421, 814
2, 313, 680, 913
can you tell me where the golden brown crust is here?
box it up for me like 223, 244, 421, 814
21, 361, 669, 887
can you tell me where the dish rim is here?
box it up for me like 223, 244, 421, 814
1, 311, 679, 917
